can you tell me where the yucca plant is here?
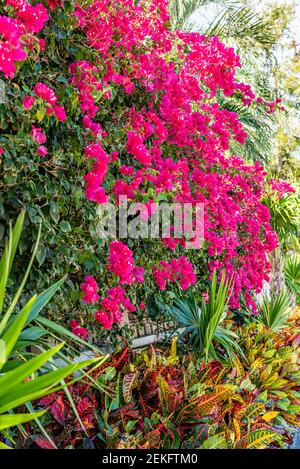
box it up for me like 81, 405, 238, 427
0, 211, 105, 448
169, 270, 242, 362
258, 290, 291, 332
284, 255, 300, 300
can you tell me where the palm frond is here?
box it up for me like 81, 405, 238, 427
203, 5, 276, 51
169, 0, 224, 29
176, 1, 276, 52
263, 194, 300, 246
220, 95, 277, 163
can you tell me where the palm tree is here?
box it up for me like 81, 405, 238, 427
168, 0, 287, 164
169, 0, 289, 52
263, 193, 300, 295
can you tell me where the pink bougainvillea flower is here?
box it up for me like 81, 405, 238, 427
36, 145, 48, 157
52, 105, 67, 122
80, 275, 99, 304
133, 266, 145, 283
0, 43, 27, 78
153, 256, 197, 291
108, 240, 135, 284
268, 179, 295, 198
126, 131, 152, 165
82, 116, 103, 136
38, 38, 46, 51
94, 310, 114, 330
1, 0, 286, 315
23, 95, 36, 109
84, 143, 109, 163
94, 286, 136, 329
119, 164, 134, 176
0, 15, 27, 78
84, 177, 108, 204
33, 82, 58, 105
31, 125, 46, 144
70, 320, 88, 339
15, 3, 49, 34
110, 151, 119, 162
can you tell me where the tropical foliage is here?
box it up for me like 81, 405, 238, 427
285, 255, 300, 303
24, 312, 300, 449
168, 271, 242, 361
0, 211, 105, 448
258, 290, 291, 332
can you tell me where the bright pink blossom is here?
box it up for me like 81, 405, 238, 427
95, 286, 135, 329
33, 83, 58, 105
80, 275, 99, 304
23, 95, 35, 109
153, 256, 197, 291
108, 241, 135, 284
94, 310, 114, 329
31, 125, 46, 144
36, 145, 48, 157
52, 105, 67, 122
15, 3, 49, 34
70, 320, 88, 339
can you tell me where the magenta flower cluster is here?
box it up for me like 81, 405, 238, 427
0, 0, 294, 331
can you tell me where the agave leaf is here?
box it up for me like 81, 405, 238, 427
0, 211, 25, 315
35, 316, 100, 352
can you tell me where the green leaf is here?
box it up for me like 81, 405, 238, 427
0, 210, 25, 281
0, 411, 45, 430
0, 222, 41, 334
0, 357, 101, 414
36, 108, 46, 122
36, 244, 47, 267
59, 221, 71, 233
14, 327, 47, 351
201, 432, 227, 449
35, 316, 100, 352
0, 296, 37, 370
25, 277, 66, 325
0, 441, 12, 449
0, 343, 64, 398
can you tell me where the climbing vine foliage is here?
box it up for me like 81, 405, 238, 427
0, 0, 294, 331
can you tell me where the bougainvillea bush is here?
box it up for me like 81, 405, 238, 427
0, 0, 293, 338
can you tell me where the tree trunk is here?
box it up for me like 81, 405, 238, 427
269, 247, 285, 296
